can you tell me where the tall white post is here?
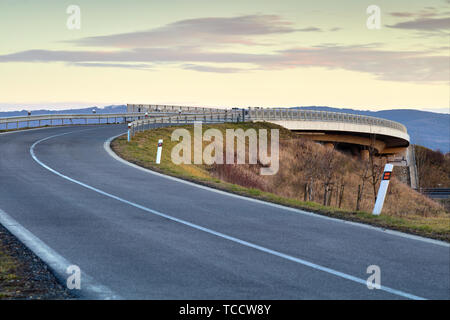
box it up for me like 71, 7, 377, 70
372, 163, 394, 215
156, 139, 163, 164
127, 123, 131, 142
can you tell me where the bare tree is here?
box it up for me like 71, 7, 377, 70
302, 149, 321, 202
414, 144, 428, 190
368, 135, 385, 202
356, 151, 370, 211
320, 146, 336, 205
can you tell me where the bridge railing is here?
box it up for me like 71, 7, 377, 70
0, 112, 183, 130
247, 109, 407, 133
129, 111, 242, 138
1, 106, 408, 137
415, 188, 450, 199
127, 104, 222, 113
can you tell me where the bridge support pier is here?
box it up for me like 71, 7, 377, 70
361, 149, 369, 161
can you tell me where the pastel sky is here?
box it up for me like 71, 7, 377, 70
0, 0, 449, 111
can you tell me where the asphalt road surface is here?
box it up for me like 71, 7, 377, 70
0, 125, 448, 299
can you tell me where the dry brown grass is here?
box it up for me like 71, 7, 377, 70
210, 136, 445, 218
112, 122, 449, 240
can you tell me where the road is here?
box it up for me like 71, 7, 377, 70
0, 125, 448, 299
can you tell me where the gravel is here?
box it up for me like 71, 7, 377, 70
0, 223, 75, 300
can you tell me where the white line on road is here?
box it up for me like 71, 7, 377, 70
28, 129, 429, 300
0, 207, 121, 300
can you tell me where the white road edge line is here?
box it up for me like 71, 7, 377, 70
1, 128, 121, 299
105, 132, 449, 248
0, 207, 121, 300
30, 130, 426, 300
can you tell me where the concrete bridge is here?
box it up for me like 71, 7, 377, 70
127, 105, 410, 155
247, 108, 409, 155
246, 108, 416, 188
127, 104, 416, 187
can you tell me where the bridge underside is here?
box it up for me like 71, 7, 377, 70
260, 119, 409, 157
292, 130, 409, 156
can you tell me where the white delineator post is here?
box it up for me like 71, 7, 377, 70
372, 163, 394, 215
127, 123, 131, 142
156, 139, 163, 164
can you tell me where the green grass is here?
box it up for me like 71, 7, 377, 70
111, 123, 450, 242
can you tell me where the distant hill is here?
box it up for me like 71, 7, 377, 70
292, 106, 450, 153
1, 104, 448, 152
0, 105, 126, 118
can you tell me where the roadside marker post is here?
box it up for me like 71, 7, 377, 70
372, 163, 393, 215
127, 123, 131, 142
156, 139, 163, 164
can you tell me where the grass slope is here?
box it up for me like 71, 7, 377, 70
111, 122, 449, 241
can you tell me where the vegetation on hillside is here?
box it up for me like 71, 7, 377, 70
415, 145, 450, 188
111, 122, 449, 241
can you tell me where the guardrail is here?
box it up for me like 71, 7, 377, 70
1, 106, 408, 141
128, 107, 409, 139
417, 188, 450, 199
247, 109, 407, 133
127, 104, 222, 113
0, 112, 185, 130
129, 110, 242, 137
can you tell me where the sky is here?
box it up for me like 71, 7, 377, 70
0, 0, 449, 112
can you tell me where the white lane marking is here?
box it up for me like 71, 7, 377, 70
1, 127, 120, 299
30, 130, 427, 300
0, 208, 121, 300
105, 133, 449, 248
0, 125, 63, 136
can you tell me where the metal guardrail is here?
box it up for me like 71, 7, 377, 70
129, 111, 242, 137
417, 188, 450, 199
128, 107, 408, 139
247, 109, 407, 133
1, 105, 408, 138
127, 104, 222, 113
0, 112, 186, 130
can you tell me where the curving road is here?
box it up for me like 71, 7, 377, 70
0, 125, 448, 299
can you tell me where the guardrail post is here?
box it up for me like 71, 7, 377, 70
156, 139, 163, 164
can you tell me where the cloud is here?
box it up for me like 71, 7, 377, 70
69, 62, 153, 70
390, 12, 416, 18
0, 14, 446, 83
71, 15, 300, 48
181, 64, 244, 73
297, 27, 322, 32
0, 45, 447, 82
389, 6, 443, 19
274, 46, 448, 82
387, 17, 450, 31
